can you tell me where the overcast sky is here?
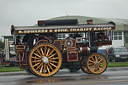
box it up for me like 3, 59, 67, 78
0, 0, 128, 39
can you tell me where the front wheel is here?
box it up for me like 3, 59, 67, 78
28, 43, 62, 77
86, 53, 107, 75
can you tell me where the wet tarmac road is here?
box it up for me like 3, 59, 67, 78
0, 69, 128, 85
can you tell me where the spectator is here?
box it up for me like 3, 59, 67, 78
105, 48, 109, 58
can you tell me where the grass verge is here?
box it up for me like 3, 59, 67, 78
0, 65, 23, 72
108, 61, 128, 67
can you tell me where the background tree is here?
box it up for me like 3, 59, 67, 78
0, 39, 4, 49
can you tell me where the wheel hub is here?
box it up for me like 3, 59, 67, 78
95, 62, 99, 66
42, 56, 49, 64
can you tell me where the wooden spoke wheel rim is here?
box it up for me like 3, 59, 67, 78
29, 43, 62, 77
80, 57, 91, 74
86, 53, 107, 74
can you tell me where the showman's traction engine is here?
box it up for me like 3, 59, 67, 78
11, 19, 115, 77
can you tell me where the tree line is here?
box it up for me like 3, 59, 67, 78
0, 39, 4, 49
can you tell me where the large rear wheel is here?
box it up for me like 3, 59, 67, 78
86, 53, 107, 75
28, 43, 62, 77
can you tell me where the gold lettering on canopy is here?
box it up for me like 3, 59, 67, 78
17, 27, 112, 34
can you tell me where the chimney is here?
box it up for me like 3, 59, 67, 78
38, 20, 45, 26
86, 19, 93, 24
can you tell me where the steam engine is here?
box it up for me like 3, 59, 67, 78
11, 19, 115, 77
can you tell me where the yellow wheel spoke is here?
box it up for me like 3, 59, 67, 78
98, 66, 102, 70
98, 59, 103, 63
43, 64, 46, 74
99, 62, 104, 65
46, 48, 50, 56
36, 49, 41, 56
34, 53, 41, 58
50, 60, 58, 63
40, 65, 43, 73
89, 63, 94, 66
46, 66, 50, 73
90, 64, 95, 68
33, 62, 40, 67
36, 63, 43, 70
50, 57, 59, 60
99, 64, 104, 68
49, 53, 57, 58
40, 48, 44, 56
97, 56, 100, 61
48, 64, 53, 71
32, 60, 42, 63
31, 57, 40, 60
95, 55, 98, 62
48, 50, 55, 57
89, 60, 94, 63
91, 57, 95, 61
50, 63, 57, 67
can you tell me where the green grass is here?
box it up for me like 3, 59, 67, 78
0, 65, 23, 72
108, 61, 128, 67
